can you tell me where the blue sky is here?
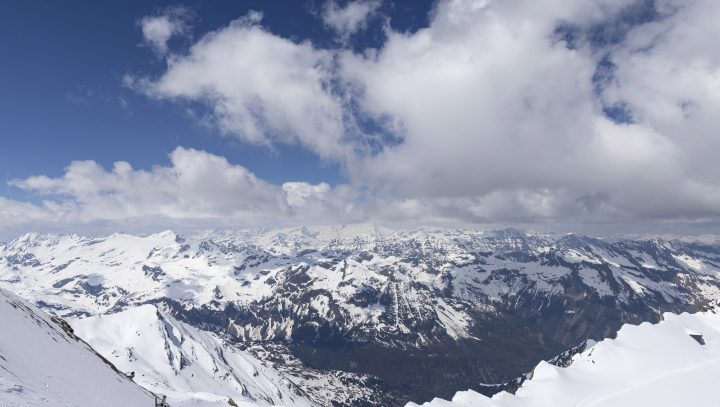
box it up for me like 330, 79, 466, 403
0, 1, 433, 188
2, 0, 720, 239
0, 0, 432, 198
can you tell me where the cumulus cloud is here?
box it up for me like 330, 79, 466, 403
10, 147, 283, 222
321, 0, 382, 39
120, 0, 720, 229
1, 148, 365, 238
138, 5, 193, 55
7, 0, 720, 237
0, 149, 588, 238
1, 147, 717, 239
0, 197, 56, 227
349, 0, 720, 225
126, 11, 352, 162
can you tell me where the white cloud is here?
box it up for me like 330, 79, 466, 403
138, 5, 192, 55
121, 0, 720, 229
0, 197, 55, 226
2, 146, 719, 239
341, 0, 720, 224
321, 0, 382, 39
127, 11, 351, 162
10, 147, 283, 222
7, 0, 720, 238
1, 148, 363, 238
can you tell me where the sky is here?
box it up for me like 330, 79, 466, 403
1, 0, 720, 239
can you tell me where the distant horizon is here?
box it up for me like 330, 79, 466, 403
5, 223, 720, 244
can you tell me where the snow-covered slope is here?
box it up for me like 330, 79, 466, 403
0, 287, 154, 407
69, 304, 311, 407
407, 302, 720, 407
68, 304, 399, 407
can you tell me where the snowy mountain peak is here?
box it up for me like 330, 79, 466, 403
555, 233, 609, 250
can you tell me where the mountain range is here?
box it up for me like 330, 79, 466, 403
2, 225, 720, 404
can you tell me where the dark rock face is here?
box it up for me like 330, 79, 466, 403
3, 228, 720, 406
474, 339, 596, 397
142, 265, 165, 282
5, 252, 41, 268
287, 315, 565, 405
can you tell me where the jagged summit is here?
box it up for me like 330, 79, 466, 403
3, 226, 720, 345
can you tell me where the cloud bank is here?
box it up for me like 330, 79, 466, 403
5, 0, 720, 238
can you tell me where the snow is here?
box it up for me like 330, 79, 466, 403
68, 304, 313, 407
673, 254, 706, 272
433, 297, 475, 340
577, 268, 614, 297
6, 226, 720, 406
563, 250, 600, 264
407, 302, 720, 407
0, 287, 154, 407
619, 276, 647, 295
